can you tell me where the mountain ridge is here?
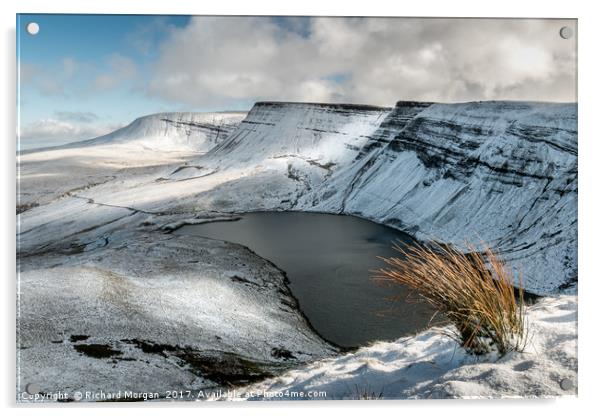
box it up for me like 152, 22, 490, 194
187, 99, 577, 294
18, 100, 578, 294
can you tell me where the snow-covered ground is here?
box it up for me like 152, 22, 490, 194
17, 111, 246, 209
18, 232, 336, 400
17, 101, 577, 401
234, 296, 577, 400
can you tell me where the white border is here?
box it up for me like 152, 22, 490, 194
2, 1, 600, 415
1, 0, 585, 17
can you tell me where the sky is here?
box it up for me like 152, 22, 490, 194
17, 14, 577, 149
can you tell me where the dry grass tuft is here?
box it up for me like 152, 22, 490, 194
351, 384, 384, 400
376, 241, 526, 355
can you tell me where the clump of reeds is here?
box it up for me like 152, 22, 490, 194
352, 384, 384, 400
376, 241, 526, 356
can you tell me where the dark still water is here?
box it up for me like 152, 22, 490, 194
174, 212, 437, 348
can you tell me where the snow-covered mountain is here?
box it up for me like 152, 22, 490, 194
16, 112, 247, 209
18, 101, 577, 295
75, 111, 247, 152
169, 101, 577, 295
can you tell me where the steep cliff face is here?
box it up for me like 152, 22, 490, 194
194, 101, 577, 295
303, 101, 577, 294
206, 102, 391, 167
78, 111, 247, 152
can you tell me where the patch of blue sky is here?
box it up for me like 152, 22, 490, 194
17, 14, 192, 126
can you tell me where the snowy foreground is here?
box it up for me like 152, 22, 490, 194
232, 296, 577, 400
17, 101, 577, 401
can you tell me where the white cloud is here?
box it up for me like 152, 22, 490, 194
20, 61, 71, 97
91, 53, 138, 93
147, 17, 576, 107
21, 54, 138, 98
126, 16, 181, 55
62, 57, 78, 78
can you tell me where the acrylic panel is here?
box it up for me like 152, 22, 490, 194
16, 14, 577, 402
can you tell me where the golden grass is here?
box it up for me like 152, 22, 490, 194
375, 241, 526, 355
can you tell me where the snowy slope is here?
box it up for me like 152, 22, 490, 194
233, 296, 577, 400
74, 111, 247, 152
17, 111, 247, 209
18, 231, 336, 401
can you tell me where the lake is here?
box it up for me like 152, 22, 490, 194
174, 212, 437, 348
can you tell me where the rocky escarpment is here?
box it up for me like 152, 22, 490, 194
305, 101, 577, 294
18, 101, 577, 295
22, 101, 576, 294
206, 102, 391, 165
189, 100, 577, 294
